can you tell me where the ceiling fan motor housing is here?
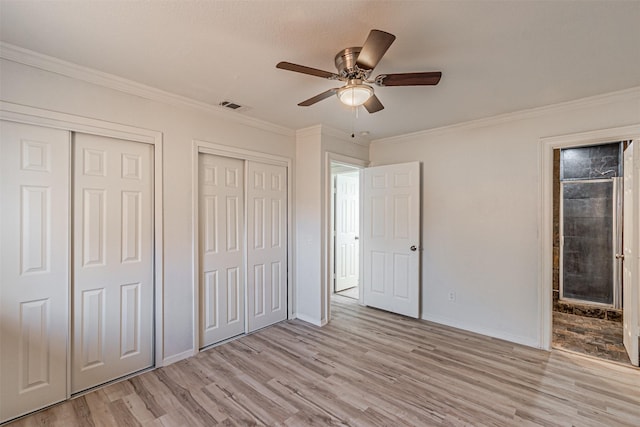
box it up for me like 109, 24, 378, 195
334, 47, 371, 80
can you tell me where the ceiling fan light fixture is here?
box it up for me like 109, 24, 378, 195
337, 84, 373, 107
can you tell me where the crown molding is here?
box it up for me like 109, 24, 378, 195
294, 124, 370, 147
295, 124, 323, 140
0, 42, 295, 138
320, 124, 371, 147
373, 86, 640, 145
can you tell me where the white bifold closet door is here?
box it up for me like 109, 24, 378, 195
199, 154, 246, 347
246, 161, 287, 332
0, 123, 155, 422
0, 121, 70, 422
198, 153, 287, 348
71, 133, 154, 393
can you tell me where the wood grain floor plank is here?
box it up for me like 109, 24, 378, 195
120, 393, 157, 425
153, 368, 219, 426
108, 399, 142, 427
193, 353, 293, 424
7, 295, 640, 426
139, 382, 201, 425
200, 384, 262, 425
102, 380, 136, 402
128, 376, 166, 419
69, 396, 95, 427
81, 389, 120, 427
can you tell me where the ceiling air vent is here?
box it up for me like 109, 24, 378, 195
219, 100, 248, 112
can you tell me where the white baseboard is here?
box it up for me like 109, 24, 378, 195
422, 313, 540, 349
162, 349, 195, 366
294, 313, 326, 327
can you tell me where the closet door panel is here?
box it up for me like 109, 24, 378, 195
72, 133, 154, 393
0, 121, 70, 423
247, 162, 287, 332
199, 154, 245, 347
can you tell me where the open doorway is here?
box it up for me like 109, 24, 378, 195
331, 163, 361, 300
551, 141, 631, 364
327, 158, 421, 320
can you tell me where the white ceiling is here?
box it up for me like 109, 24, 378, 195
1, 1, 639, 140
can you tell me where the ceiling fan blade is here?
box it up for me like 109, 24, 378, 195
276, 61, 339, 79
363, 95, 384, 113
356, 29, 396, 70
298, 88, 339, 106
375, 72, 442, 86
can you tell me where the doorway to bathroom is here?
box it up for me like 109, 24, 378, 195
552, 141, 631, 364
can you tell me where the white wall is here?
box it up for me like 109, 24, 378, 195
370, 88, 640, 347
295, 126, 369, 325
294, 128, 323, 325
0, 58, 295, 362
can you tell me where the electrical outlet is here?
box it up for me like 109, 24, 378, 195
448, 291, 456, 302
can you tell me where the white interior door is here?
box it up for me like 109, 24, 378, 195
362, 162, 420, 318
623, 141, 639, 366
72, 133, 154, 393
335, 173, 359, 292
0, 121, 70, 422
199, 154, 245, 347
247, 161, 287, 332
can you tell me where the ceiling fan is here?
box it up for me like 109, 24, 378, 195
276, 29, 442, 113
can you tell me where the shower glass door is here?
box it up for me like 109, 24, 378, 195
560, 178, 621, 306
559, 142, 623, 308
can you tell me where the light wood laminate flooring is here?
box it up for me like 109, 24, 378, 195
8, 295, 640, 426
335, 286, 359, 300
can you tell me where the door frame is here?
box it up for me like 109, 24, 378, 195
191, 139, 293, 355
0, 101, 165, 375
538, 123, 640, 350
324, 153, 368, 322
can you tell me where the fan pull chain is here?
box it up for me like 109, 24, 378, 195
351, 106, 359, 138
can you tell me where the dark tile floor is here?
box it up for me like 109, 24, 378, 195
553, 311, 631, 365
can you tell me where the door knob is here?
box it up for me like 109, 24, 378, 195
410, 245, 417, 251
354, 236, 359, 240
615, 253, 624, 260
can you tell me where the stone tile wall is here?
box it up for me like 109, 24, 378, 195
560, 143, 621, 180
554, 300, 622, 322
